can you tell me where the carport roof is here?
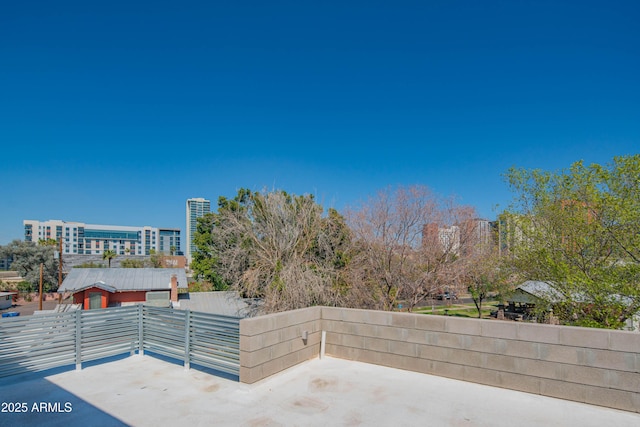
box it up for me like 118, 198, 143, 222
510, 280, 565, 304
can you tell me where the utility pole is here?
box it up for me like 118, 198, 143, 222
39, 263, 44, 311
58, 238, 63, 287
58, 238, 63, 303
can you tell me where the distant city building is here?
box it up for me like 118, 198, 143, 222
459, 218, 494, 254
23, 219, 181, 256
469, 218, 492, 245
423, 218, 494, 256
438, 225, 460, 255
158, 228, 181, 255
422, 223, 460, 255
0, 256, 13, 271
186, 198, 211, 264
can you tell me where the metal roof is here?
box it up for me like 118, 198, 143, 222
509, 280, 565, 304
0, 292, 17, 297
511, 281, 632, 306
176, 291, 253, 317
69, 281, 118, 293
58, 268, 188, 293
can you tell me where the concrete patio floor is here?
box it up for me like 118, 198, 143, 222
1, 355, 639, 427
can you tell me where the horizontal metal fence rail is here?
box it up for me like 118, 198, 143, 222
190, 311, 240, 376
0, 304, 241, 379
80, 306, 139, 363
0, 311, 77, 377
142, 306, 187, 360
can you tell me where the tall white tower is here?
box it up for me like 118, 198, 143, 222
185, 198, 211, 265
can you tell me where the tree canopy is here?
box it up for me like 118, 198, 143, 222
0, 240, 60, 292
191, 211, 227, 289
346, 185, 480, 312
504, 155, 640, 328
102, 250, 117, 268
193, 188, 352, 313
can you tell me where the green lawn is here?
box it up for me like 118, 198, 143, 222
412, 302, 498, 318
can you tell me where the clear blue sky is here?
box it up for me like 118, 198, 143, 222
1, 0, 638, 247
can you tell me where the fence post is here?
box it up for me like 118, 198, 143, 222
184, 309, 191, 370
138, 303, 144, 356
75, 310, 82, 370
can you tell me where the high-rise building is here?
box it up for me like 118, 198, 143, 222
23, 219, 180, 256
459, 218, 494, 254
422, 223, 460, 255
186, 198, 211, 264
424, 219, 495, 256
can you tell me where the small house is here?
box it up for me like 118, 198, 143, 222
57, 268, 187, 310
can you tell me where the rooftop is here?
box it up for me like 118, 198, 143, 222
2, 354, 639, 427
57, 268, 188, 293
176, 291, 254, 317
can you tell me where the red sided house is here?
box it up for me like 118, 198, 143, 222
57, 268, 188, 309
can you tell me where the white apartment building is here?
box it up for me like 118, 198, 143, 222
23, 219, 180, 256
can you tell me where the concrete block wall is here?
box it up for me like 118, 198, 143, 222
321, 307, 640, 413
239, 306, 322, 384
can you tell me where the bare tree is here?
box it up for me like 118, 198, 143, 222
210, 189, 351, 314
346, 185, 478, 312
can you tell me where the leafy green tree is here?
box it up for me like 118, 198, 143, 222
191, 212, 227, 290
120, 259, 145, 268
148, 250, 163, 268
74, 261, 106, 268
0, 240, 60, 292
38, 238, 59, 246
102, 249, 117, 268
17, 281, 34, 293
504, 155, 640, 328
191, 188, 254, 290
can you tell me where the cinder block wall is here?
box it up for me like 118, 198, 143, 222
321, 307, 640, 413
239, 306, 322, 384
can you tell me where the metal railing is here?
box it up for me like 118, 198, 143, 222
0, 305, 240, 379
